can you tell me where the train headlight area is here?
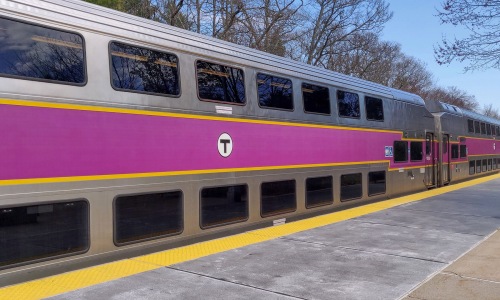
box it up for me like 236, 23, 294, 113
1, 174, 499, 299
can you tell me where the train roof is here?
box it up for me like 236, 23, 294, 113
425, 99, 500, 125
2, 0, 425, 106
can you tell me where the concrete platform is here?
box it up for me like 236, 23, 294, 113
44, 176, 500, 300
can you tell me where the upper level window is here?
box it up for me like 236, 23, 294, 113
197, 60, 245, 104
257, 73, 293, 110
365, 96, 384, 121
493, 126, 496, 136
0, 17, 85, 84
487, 124, 492, 135
302, 83, 330, 114
467, 119, 474, 133
110, 42, 179, 96
337, 90, 360, 118
481, 122, 486, 134
474, 121, 480, 134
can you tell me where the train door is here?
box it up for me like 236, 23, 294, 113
425, 132, 437, 188
442, 134, 450, 185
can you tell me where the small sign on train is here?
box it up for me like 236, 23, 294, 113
385, 146, 393, 157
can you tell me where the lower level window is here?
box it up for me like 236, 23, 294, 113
494, 158, 497, 170
476, 160, 482, 173
114, 191, 183, 245
0, 200, 89, 268
306, 176, 333, 208
469, 160, 475, 175
482, 159, 487, 172
368, 171, 386, 196
341, 173, 362, 201
488, 159, 492, 171
261, 180, 296, 217
201, 185, 248, 228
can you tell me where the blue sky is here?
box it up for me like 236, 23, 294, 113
382, 0, 499, 111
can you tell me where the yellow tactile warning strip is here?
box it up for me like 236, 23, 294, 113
1, 173, 499, 300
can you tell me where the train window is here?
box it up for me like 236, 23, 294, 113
257, 73, 293, 110
451, 144, 459, 159
493, 126, 496, 136
197, 60, 245, 104
340, 173, 362, 201
480, 122, 486, 135
494, 158, 497, 170
497, 126, 499, 136
476, 160, 482, 173
487, 124, 492, 136
482, 159, 487, 172
110, 42, 179, 96
368, 171, 386, 196
114, 191, 183, 245
306, 176, 333, 208
467, 119, 474, 133
365, 96, 384, 121
488, 159, 492, 171
302, 83, 330, 115
469, 161, 475, 175
460, 145, 467, 158
0, 200, 89, 269
261, 180, 296, 217
200, 185, 248, 228
410, 141, 423, 161
337, 90, 360, 118
474, 121, 480, 134
0, 17, 85, 84
394, 141, 408, 162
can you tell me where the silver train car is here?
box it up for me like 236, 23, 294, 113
0, 0, 498, 285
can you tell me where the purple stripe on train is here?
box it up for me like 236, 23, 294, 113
0, 104, 496, 181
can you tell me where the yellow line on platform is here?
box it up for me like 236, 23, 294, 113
1, 173, 499, 299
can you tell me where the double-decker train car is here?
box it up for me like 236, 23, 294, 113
425, 100, 500, 186
0, 0, 498, 285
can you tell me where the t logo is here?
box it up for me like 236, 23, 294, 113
218, 133, 233, 157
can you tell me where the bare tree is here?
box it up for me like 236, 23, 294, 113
425, 86, 479, 111
483, 103, 500, 119
435, 0, 500, 71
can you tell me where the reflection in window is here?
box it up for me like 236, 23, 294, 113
201, 185, 248, 228
365, 96, 384, 121
476, 160, 482, 173
306, 176, 333, 208
451, 144, 459, 159
257, 73, 293, 110
340, 173, 362, 201
368, 171, 386, 196
481, 123, 486, 135
467, 119, 474, 133
0, 200, 89, 268
482, 159, 487, 172
487, 124, 491, 135
197, 61, 245, 104
410, 141, 423, 161
488, 159, 492, 171
114, 191, 183, 245
460, 145, 467, 158
261, 180, 296, 217
469, 161, 475, 175
337, 90, 360, 118
302, 83, 330, 114
474, 121, 480, 134
394, 141, 408, 162
110, 42, 179, 95
0, 17, 85, 83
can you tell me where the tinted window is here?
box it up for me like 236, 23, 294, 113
487, 124, 491, 135
302, 83, 330, 114
474, 121, 480, 134
201, 185, 248, 228
469, 161, 475, 175
488, 159, 492, 171
257, 73, 293, 110
482, 159, 487, 172
494, 158, 497, 170
114, 191, 183, 245
394, 141, 408, 162
0, 200, 88, 268
110, 42, 179, 96
460, 145, 467, 158
476, 160, 482, 173
481, 123, 486, 135
493, 126, 496, 136
410, 142, 423, 161
0, 17, 85, 84
467, 119, 474, 133
365, 96, 384, 121
261, 180, 296, 217
368, 171, 386, 196
341, 173, 362, 201
306, 176, 333, 208
197, 61, 245, 104
451, 144, 459, 159
337, 90, 360, 118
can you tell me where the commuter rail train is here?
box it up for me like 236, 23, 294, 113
0, 0, 499, 285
